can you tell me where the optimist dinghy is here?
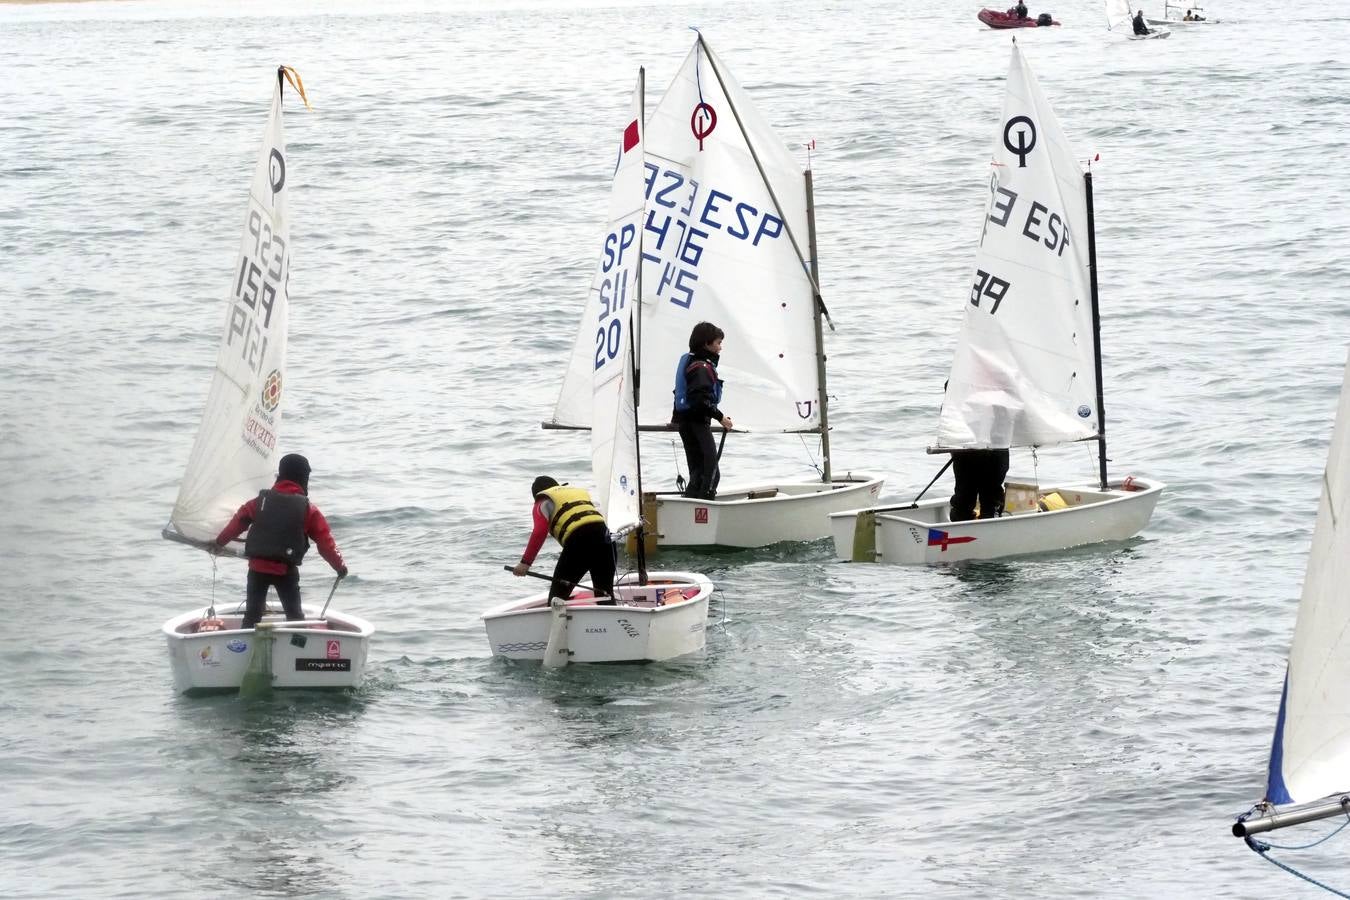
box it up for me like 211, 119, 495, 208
159, 68, 372, 691
163, 609, 373, 693
830, 43, 1163, 565
545, 33, 883, 548
482, 573, 711, 664
484, 69, 711, 666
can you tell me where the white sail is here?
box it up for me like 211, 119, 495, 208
552, 35, 821, 434
933, 43, 1099, 451
167, 74, 293, 545
1264, 353, 1350, 806
590, 76, 645, 535
1105, 0, 1134, 29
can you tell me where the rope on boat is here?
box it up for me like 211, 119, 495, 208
1240, 807, 1350, 897
208, 553, 218, 619
671, 439, 687, 493
798, 432, 823, 479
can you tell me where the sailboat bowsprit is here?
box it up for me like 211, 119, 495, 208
547, 34, 883, 549
160, 69, 373, 693
830, 42, 1163, 565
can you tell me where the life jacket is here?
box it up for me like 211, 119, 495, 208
540, 485, 604, 545
243, 489, 310, 565
672, 352, 723, 413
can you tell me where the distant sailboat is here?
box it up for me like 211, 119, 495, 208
830, 42, 1163, 565
546, 33, 883, 549
1147, 1, 1218, 24
160, 68, 372, 693
1105, 0, 1172, 37
482, 69, 713, 666
1232, 354, 1350, 876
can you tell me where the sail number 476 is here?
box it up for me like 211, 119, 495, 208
970, 269, 1010, 314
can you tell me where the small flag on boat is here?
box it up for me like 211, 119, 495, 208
622, 120, 640, 153
928, 528, 976, 552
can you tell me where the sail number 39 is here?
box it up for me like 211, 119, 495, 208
970, 268, 1010, 314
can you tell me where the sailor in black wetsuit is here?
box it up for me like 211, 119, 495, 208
215, 453, 348, 629
671, 321, 733, 500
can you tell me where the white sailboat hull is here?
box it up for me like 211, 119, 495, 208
1128, 26, 1171, 37
650, 474, 884, 547
829, 477, 1163, 564
481, 571, 712, 663
162, 608, 374, 693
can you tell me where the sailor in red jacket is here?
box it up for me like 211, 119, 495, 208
214, 453, 348, 629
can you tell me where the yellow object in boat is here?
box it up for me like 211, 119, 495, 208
1037, 491, 1068, 512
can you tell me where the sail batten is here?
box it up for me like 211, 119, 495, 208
168, 75, 293, 546
934, 44, 1099, 452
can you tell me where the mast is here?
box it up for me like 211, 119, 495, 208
1084, 169, 1109, 490
804, 169, 831, 483
631, 66, 649, 585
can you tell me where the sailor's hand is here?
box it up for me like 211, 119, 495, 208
512, 562, 530, 577
208, 542, 223, 557
337, 565, 349, 579
720, 416, 733, 430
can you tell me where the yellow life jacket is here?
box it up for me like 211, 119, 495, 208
541, 485, 605, 545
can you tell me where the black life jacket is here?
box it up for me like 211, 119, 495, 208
243, 489, 310, 565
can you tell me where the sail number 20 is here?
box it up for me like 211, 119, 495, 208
970, 269, 1010, 314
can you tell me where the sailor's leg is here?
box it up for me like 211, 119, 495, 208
697, 424, 720, 499
276, 568, 304, 620
550, 540, 586, 601
949, 454, 979, 521
242, 570, 269, 630
978, 450, 1011, 519
678, 422, 706, 498
587, 527, 617, 600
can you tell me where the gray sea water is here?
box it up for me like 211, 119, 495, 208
4, 0, 1350, 896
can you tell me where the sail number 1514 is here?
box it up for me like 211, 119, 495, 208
970, 268, 1010, 314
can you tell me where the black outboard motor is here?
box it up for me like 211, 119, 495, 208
1037, 12, 1053, 24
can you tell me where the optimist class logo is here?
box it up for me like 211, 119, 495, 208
261, 369, 283, 412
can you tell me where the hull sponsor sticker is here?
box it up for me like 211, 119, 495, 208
296, 659, 351, 673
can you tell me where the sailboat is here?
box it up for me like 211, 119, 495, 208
1232, 354, 1350, 876
1106, 0, 1172, 37
1147, 1, 1217, 25
545, 33, 884, 549
160, 68, 373, 693
829, 42, 1163, 565
481, 69, 713, 667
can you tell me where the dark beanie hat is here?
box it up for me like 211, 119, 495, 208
531, 475, 558, 498
278, 453, 312, 492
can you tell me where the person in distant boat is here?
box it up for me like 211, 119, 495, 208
671, 321, 733, 501
512, 476, 616, 604
1014, 0, 1028, 19
214, 453, 348, 630
1132, 8, 1151, 33
1183, 9, 1193, 19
